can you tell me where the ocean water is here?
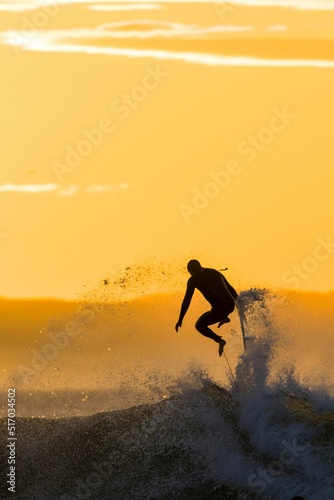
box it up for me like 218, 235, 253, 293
1, 0, 334, 497
1, 289, 334, 500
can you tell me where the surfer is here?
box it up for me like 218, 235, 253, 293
175, 259, 238, 356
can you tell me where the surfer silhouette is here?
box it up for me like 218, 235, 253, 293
175, 260, 238, 356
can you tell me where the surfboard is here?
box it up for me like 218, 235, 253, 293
236, 297, 252, 350
237, 308, 247, 350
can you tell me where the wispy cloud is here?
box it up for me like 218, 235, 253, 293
9, 0, 334, 8
85, 183, 129, 193
2, 0, 334, 9
1, 23, 254, 52
0, 184, 130, 195
95, 20, 253, 38
57, 186, 78, 196
90, 3, 163, 11
266, 24, 288, 32
8, 39, 334, 68
2, 20, 333, 67
0, 3, 36, 12
240, 0, 334, 10
0, 183, 58, 193
6, 22, 254, 44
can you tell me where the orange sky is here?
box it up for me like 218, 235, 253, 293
0, 1, 334, 298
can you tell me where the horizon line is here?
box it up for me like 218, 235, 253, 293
1, 287, 334, 302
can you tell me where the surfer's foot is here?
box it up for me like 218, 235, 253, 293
218, 317, 230, 328
218, 338, 226, 357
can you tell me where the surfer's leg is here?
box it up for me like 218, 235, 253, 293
217, 317, 231, 328
195, 310, 224, 343
217, 304, 235, 328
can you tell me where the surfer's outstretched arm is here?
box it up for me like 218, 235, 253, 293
175, 282, 194, 332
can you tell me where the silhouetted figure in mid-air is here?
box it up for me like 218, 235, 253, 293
175, 260, 238, 356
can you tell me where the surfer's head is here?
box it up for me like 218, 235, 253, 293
187, 259, 202, 275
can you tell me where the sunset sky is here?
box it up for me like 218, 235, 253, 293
1, 0, 334, 299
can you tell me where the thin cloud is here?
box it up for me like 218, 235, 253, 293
0, 184, 130, 195
0, 183, 58, 193
11, 40, 334, 68
2, 0, 334, 9
0, 3, 36, 11
90, 4, 163, 11
57, 186, 78, 196
239, 0, 334, 10
266, 25, 288, 31
85, 183, 130, 193
9, 0, 334, 7
1, 25, 253, 52
95, 20, 253, 38
2, 22, 333, 67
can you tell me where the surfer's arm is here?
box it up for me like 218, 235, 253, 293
175, 282, 194, 331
